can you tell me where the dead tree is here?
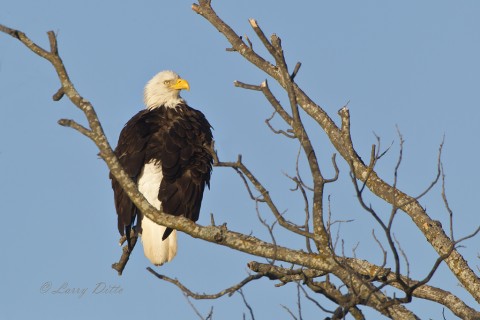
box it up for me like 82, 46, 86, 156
1, 1, 479, 319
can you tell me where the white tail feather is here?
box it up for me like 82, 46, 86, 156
141, 217, 177, 266
137, 162, 177, 266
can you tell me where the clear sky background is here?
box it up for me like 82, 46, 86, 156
1, 1, 479, 319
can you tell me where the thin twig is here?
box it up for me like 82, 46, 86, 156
441, 161, 455, 241
255, 200, 278, 265
281, 304, 298, 320
183, 293, 211, 320
393, 233, 411, 282
296, 282, 303, 320
297, 284, 334, 314
238, 289, 255, 320
265, 111, 296, 138
324, 154, 340, 184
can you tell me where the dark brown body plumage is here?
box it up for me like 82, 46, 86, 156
110, 103, 213, 243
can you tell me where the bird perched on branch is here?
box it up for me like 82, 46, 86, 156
110, 70, 213, 266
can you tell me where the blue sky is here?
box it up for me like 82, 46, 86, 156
1, 1, 479, 319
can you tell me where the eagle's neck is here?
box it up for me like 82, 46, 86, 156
144, 90, 185, 110
146, 98, 184, 110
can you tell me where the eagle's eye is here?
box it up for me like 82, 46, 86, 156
163, 80, 171, 85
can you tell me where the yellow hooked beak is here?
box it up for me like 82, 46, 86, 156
169, 78, 190, 91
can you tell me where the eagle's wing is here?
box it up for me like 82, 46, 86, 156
159, 106, 213, 239
110, 110, 150, 237
110, 106, 213, 242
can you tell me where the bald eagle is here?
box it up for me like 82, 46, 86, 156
110, 70, 213, 266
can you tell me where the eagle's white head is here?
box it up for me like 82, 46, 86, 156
144, 70, 190, 109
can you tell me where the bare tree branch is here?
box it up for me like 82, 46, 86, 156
147, 267, 263, 300
191, 1, 480, 301
214, 152, 315, 239
111, 229, 138, 275
441, 161, 455, 241
184, 294, 214, 320
265, 111, 296, 138
238, 289, 256, 320
281, 304, 298, 320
